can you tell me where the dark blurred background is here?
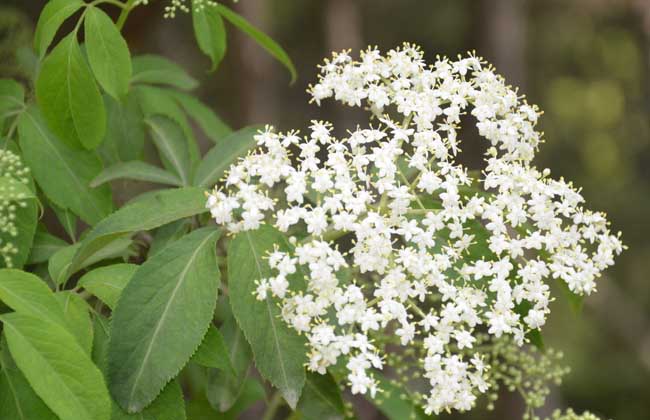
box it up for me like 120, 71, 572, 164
2, 0, 649, 419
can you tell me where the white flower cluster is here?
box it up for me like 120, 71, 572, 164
0, 149, 31, 267
206, 44, 623, 415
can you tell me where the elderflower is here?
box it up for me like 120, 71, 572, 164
0, 149, 31, 267
207, 44, 624, 415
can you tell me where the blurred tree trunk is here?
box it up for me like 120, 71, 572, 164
234, 1, 277, 125
325, 0, 365, 133
480, 0, 528, 90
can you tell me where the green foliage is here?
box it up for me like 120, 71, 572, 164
297, 372, 346, 420
0, 1, 411, 418
215, 3, 297, 83
132, 55, 198, 90
78, 263, 137, 310
17, 107, 112, 225
84, 6, 132, 99
33, 0, 84, 57
2, 312, 111, 420
0, 344, 58, 420
192, 2, 226, 71
146, 116, 192, 186
36, 33, 106, 149
228, 224, 307, 408
194, 125, 260, 187
91, 161, 184, 188
108, 227, 220, 412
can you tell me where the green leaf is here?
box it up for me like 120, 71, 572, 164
191, 325, 235, 374
170, 90, 232, 143
55, 291, 93, 355
0, 343, 58, 420
136, 86, 200, 164
206, 314, 252, 412
27, 230, 68, 265
148, 219, 191, 257
297, 372, 345, 420
132, 55, 198, 90
48, 236, 134, 286
17, 107, 113, 225
228, 225, 306, 408
85, 6, 132, 99
111, 380, 187, 420
79, 263, 137, 310
33, 0, 84, 57
36, 33, 106, 149
2, 312, 111, 420
99, 93, 145, 164
108, 227, 221, 412
193, 125, 260, 187
0, 78, 24, 120
70, 187, 208, 271
145, 116, 191, 185
92, 315, 188, 420
0, 269, 65, 325
192, 3, 227, 71
91, 161, 183, 188
215, 3, 296, 83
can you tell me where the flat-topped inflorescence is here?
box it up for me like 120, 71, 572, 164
207, 44, 623, 415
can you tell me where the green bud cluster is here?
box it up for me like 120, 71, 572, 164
548, 408, 603, 420
0, 149, 31, 267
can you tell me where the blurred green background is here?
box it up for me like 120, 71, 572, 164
2, 0, 649, 419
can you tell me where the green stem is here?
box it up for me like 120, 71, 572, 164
261, 391, 283, 420
116, 0, 138, 30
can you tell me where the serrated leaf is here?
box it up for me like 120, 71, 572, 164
36, 33, 106, 149
146, 116, 191, 185
170, 90, 232, 143
17, 107, 113, 225
0, 343, 58, 420
0, 269, 94, 352
33, 0, 84, 57
132, 55, 198, 90
92, 315, 188, 420
191, 325, 235, 374
193, 125, 260, 187
215, 3, 296, 83
108, 227, 221, 412
91, 161, 183, 187
55, 291, 93, 355
228, 224, 306, 408
79, 263, 137, 310
99, 93, 145, 164
85, 6, 132, 99
192, 3, 226, 71
2, 312, 111, 420
297, 372, 345, 420
70, 187, 208, 272
27, 230, 69, 265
